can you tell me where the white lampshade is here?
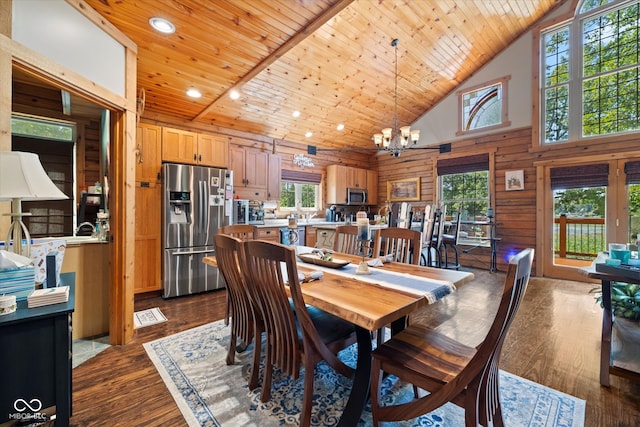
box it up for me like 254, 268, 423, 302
0, 151, 68, 201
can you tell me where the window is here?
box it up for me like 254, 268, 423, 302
437, 154, 490, 221
457, 76, 510, 135
280, 170, 321, 210
541, 0, 640, 144
11, 115, 75, 237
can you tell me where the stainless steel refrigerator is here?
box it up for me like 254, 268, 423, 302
162, 163, 232, 298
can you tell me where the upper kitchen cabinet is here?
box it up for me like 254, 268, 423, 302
161, 127, 197, 164
367, 170, 378, 205
196, 133, 229, 168
161, 127, 228, 167
136, 123, 162, 183
326, 165, 376, 205
267, 154, 281, 200
230, 145, 269, 200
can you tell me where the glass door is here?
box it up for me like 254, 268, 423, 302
541, 158, 640, 281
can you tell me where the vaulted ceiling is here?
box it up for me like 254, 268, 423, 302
84, 0, 563, 150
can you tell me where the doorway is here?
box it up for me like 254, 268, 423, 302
539, 158, 640, 281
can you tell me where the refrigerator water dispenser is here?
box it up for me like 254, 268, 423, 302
169, 191, 191, 224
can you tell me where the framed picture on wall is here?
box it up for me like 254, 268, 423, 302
505, 170, 524, 191
387, 177, 421, 201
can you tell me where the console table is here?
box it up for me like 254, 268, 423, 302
0, 273, 75, 426
581, 262, 640, 387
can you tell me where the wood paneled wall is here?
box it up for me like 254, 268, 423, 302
377, 128, 536, 272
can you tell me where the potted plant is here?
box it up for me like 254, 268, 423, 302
590, 283, 640, 321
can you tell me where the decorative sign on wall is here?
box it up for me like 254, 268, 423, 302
505, 170, 524, 191
293, 154, 315, 169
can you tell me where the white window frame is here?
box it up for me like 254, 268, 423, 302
537, 0, 640, 146
456, 76, 511, 136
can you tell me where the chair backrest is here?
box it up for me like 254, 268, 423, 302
213, 234, 254, 344
220, 224, 258, 241
462, 248, 534, 387
432, 204, 447, 248
374, 227, 422, 265
333, 225, 361, 255
398, 202, 412, 228
240, 240, 305, 377
444, 208, 463, 243
421, 204, 435, 246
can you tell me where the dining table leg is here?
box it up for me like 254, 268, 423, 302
338, 326, 372, 427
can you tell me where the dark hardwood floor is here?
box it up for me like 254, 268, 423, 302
71, 269, 640, 426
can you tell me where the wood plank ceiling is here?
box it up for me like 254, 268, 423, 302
84, 0, 563, 150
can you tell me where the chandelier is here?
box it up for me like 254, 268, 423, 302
372, 38, 420, 157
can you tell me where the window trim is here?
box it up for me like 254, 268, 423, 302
456, 75, 511, 136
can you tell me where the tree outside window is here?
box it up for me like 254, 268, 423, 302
280, 182, 319, 209
541, 0, 640, 144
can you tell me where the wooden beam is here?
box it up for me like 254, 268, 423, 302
192, 0, 355, 121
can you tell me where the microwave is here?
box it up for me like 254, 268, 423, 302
347, 188, 368, 205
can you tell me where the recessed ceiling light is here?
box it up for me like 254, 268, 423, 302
149, 17, 175, 34
186, 88, 202, 98
305, 131, 313, 138
337, 124, 345, 131
229, 90, 240, 100
292, 111, 301, 118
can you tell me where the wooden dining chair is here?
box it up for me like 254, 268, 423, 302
373, 227, 422, 265
333, 225, 362, 255
370, 248, 534, 427
240, 240, 356, 427
212, 234, 264, 392
420, 204, 436, 266
219, 224, 258, 325
440, 208, 463, 270
220, 224, 258, 240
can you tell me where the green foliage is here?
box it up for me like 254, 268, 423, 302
440, 171, 489, 219
554, 187, 605, 217
590, 283, 640, 321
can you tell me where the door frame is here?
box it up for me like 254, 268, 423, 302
536, 154, 640, 281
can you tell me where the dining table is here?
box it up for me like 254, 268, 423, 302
295, 250, 473, 426
203, 248, 474, 426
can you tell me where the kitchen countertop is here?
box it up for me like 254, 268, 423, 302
259, 219, 390, 229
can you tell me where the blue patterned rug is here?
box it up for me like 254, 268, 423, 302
143, 320, 585, 426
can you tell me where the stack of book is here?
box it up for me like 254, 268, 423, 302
27, 286, 69, 308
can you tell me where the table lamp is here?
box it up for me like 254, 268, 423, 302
0, 151, 68, 257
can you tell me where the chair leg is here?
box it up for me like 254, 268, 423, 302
260, 339, 273, 402
300, 363, 315, 427
370, 358, 383, 427
226, 331, 237, 365
248, 326, 263, 390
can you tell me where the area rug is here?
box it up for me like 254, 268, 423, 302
144, 320, 586, 426
134, 307, 168, 329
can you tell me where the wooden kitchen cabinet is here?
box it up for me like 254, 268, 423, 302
326, 165, 376, 205
267, 153, 281, 200
161, 127, 229, 167
256, 227, 280, 243
196, 133, 229, 168
367, 169, 378, 205
230, 145, 269, 199
161, 127, 197, 164
306, 226, 317, 248
134, 181, 162, 294
136, 123, 162, 183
